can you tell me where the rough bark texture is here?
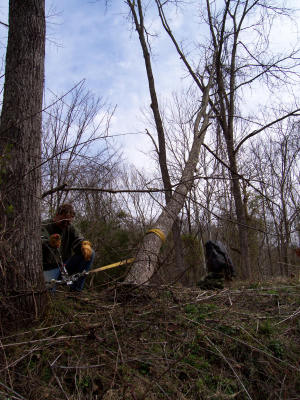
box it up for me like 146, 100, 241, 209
0, 0, 47, 326
225, 136, 250, 279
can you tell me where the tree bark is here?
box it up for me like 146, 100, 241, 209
0, 0, 47, 326
225, 139, 250, 279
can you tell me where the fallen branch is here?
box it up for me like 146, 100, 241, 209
204, 334, 252, 400
275, 306, 300, 326
1, 334, 88, 348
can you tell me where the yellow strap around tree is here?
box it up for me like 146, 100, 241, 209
88, 228, 165, 276
147, 228, 166, 242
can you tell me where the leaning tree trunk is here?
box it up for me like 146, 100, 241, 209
125, 79, 212, 284
0, 0, 47, 326
127, 0, 186, 280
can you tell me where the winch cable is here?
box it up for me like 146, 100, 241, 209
48, 257, 135, 286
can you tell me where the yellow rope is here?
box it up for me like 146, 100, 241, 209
147, 228, 166, 242
89, 258, 135, 274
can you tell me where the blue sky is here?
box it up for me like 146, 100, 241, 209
42, 0, 195, 169
45, 1, 157, 168
0, 0, 188, 168
46, 2, 146, 98
0, 0, 299, 169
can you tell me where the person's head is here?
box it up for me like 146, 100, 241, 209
54, 203, 75, 229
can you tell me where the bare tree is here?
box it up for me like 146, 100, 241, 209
119, 165, 162, 230
41, 82, 119, 214
250, 120, 299, 276
0, 0, 47, 325
204, 0, 300, 278
125, 0, 187, 280
151, 0, 300, 279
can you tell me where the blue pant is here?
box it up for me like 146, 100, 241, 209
43, 251, 95, 292
65, 251, 95, 291
43, 267, 60, 283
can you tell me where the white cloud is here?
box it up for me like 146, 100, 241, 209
1, 0, 299, 171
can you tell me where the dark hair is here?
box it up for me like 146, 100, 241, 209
56, 203, 75, 217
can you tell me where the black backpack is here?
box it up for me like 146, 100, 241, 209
205, 240, 235, 279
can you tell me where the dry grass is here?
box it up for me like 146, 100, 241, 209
0, 279, 300, 399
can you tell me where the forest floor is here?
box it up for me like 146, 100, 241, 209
1, 278, 300, 400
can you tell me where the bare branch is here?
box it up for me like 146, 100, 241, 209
234, 108, 300, 154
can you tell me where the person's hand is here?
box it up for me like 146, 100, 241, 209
81, 241, 92, 261
49, 233, 61, 248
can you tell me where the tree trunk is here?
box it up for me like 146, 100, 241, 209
225, 138, 250, 279
125, 101, 211, 284
280, 191, 290, 273
171, 218, 186, 279
126, 0, 187, 281
0, 0, 47, 327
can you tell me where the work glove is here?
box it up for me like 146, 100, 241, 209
49, 233, 61, 248
81, 240, 92, 261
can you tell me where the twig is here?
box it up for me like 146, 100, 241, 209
196, 290, 208, 299
110, 350, 119, 392
187, 318, 300, 372
110, 313, 124, 364
230, 284, 300, 293
54, 364, 106, 369
275, 306, 300, 326
50, 353, 63, 367
155, 382, 172, 399
138, 343, 195, 399
0, 338, 13, 386
278, 261, 300, 269
0, 380, 27, 400
170, 289, 229, 309
49, 361, 70, 400
0, 321, 75, 340
204, 335, 253, 400
0, 346, 40, 372
238, 325, 270, 353
1, 334, 88, 348
279, 373, 287, 399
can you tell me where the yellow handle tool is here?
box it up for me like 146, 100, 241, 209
89, 258, 135, 274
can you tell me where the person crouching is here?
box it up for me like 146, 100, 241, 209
42, 203, 94, 292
